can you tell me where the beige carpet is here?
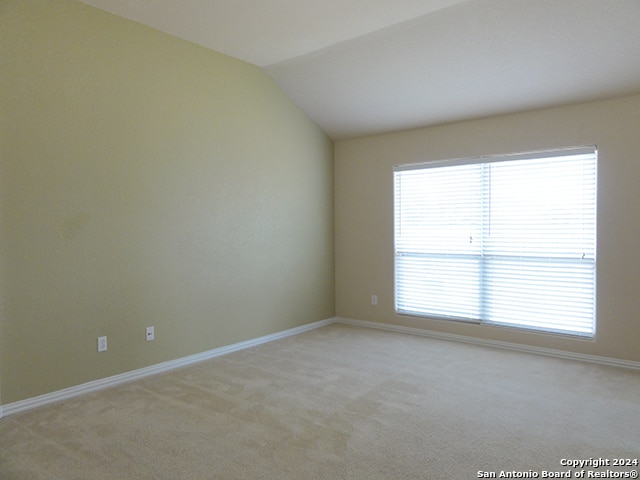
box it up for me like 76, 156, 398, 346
1, 323, 639, 479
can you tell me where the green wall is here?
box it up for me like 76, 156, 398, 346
0, 0, 334, 404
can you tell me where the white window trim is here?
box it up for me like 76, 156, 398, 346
394, 146, 597, 338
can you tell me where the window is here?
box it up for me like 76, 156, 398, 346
394, 146, 597, 337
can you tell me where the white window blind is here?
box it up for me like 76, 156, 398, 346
394, 146, 597, 337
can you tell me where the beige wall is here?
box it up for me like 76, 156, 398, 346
0, 0, 334, 404
336, 94, 640, 363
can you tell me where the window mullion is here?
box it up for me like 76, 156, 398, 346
479, 162, 491, 322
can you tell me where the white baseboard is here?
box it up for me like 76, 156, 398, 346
4, 315, 636, 419
335, 317, 640, 371
1, 317, 336, 418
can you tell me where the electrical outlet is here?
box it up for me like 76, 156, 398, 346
146, 326, 154, 341
97, 336, 107, 352
371, 294, 378, 306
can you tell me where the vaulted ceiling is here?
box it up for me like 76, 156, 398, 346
80, 0, 640, 140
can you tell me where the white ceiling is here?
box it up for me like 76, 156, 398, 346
80, 0, 640, 140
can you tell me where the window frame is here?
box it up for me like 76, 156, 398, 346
393, 146, 597, 338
